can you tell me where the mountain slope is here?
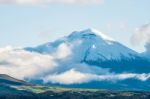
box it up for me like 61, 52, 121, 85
26, 28, 150, 73
0, 74, 31, 86
24, 28, 150, 90
26, 28, 138, 61
0, 74, 35, 98
142, 43, 150, 59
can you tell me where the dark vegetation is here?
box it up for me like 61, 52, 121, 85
1, 73, 150, 99
1, 85, 150, 99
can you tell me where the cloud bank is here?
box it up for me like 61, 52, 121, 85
0, 0, 104, 5
1, 44, 150, 85
0, 47, 57, 79
44, 69, 150, 84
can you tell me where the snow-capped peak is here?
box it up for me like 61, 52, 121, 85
75, 28, 115, 41
26, 28, 138, 61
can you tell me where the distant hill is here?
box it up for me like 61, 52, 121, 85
0, 74, 150, 99
0, 74, 31, 86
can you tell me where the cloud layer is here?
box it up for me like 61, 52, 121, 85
1, 46, 150, 85
44, 69, 150, 84
0, 0, 104, 5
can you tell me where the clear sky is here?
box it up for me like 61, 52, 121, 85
0, 0, 149, 52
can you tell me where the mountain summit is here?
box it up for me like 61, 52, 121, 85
69, 28, 115, 41
26, 28, 137, 61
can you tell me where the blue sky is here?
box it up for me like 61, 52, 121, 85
0, 0, 149, 52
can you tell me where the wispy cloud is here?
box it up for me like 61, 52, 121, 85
106, 22, 128, 31
44, 69, 150, 84
53, 43, 72, 59
131, 23, 150, 47
0, 0, 104, 5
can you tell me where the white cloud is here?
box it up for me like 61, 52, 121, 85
0, 0, 104, 5
44, 69, 150, 84
53, 43, 72, 59
44, 69, 96, 84
131, 23, 150, 48
0, 47, 57, 79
